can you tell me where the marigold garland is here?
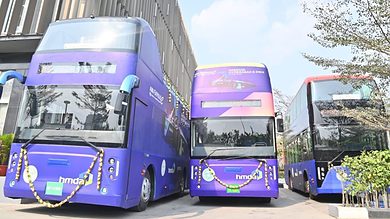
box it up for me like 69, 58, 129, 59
14, 148, 104, 208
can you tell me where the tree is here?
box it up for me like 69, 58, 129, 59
273, 88, 292, 115
303, 0, 390, 131
273, 88, 292, 172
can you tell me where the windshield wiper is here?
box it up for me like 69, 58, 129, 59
78, 136, 102, 153
45, 135, 102, 153
201, 147, 247, 161
328, 150, 345, 168
220, 155, 258, 160
21, 129, 46, 150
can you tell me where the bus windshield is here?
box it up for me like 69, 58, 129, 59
312, 79, 375, 101
311, 79, 378, 124
14, 85, 126, 147
191, 117, 275, 157
37, 19, 139, 51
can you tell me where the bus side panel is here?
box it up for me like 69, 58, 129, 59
125, 98, 150, 208
284, 160, 317, 194
129, 60, 187, 202
136, 24, 189, 201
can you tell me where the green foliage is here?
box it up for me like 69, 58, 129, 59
303, 0, 390, 131
0, 133, 14, 165
341, 150, 390, 207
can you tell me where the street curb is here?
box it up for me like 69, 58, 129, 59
368, 208, 390, 219
328, 204, 368, 219
328, 204, 390, 219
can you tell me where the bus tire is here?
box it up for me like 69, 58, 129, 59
259, 197, 271, 203
198, 196, 208, 202
135, 170, 152, 212
305, 179, 310, 194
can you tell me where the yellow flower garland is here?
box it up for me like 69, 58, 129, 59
15, 148, 104, 208
197, 159, 270, 190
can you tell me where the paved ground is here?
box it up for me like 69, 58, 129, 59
0, 177, 19, 204
0, 185, 336, 219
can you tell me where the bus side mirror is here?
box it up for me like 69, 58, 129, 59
0, 70, 25, 85
29, 95, 38, 117
114, 92, 128, 114
30, 100, 38, 117
114, 75, 140, 114
276, 118, 284, 133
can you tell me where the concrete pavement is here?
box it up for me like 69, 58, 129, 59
0, 188, 334, 219
0, 177, 19, 204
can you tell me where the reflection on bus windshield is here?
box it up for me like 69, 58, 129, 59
192, 117, 274, 147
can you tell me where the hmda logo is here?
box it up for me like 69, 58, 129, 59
235, 170, 262, 180
59, 172, 93, 186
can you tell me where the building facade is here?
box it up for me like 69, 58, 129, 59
0, 0, 197, 134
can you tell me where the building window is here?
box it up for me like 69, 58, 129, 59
52, 0, 63, 21
61, 0, 72, 19
31, 0, 44, 33
1, 0, 16, 35
154, 3, 157, 17
77, 0, 87, 18
15, 0, 30, 34
162, 51, 165, 65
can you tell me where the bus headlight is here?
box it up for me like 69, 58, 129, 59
100, 187, 108, 195
12, 153, 18, 159
108, 158, 115, 165
108, 167, 114, 173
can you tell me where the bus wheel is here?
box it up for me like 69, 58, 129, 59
198, 196, 208, 202
259, 197, 271, 203
135, 170, 152, 212
305, 179, 310, 194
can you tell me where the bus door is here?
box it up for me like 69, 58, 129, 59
126, 98, 149, 201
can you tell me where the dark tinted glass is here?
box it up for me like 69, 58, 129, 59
192, 117, 274, 147
313, 125, 387, 161
14, 85, 127, 147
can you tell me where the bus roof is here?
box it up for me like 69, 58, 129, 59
304, 74, 371, 84
196, 63, 265, 70
52, 16, 140, 25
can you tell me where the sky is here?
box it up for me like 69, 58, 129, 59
177, 0, 344, 97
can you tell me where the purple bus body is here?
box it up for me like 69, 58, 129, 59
4, 18, 190, 209
190, 159, 278, 198
190, 65, 279, 199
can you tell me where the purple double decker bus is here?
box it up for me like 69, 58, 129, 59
189, 63, 279, 202
1, 17, 190, 211
283, 75, 388, 198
